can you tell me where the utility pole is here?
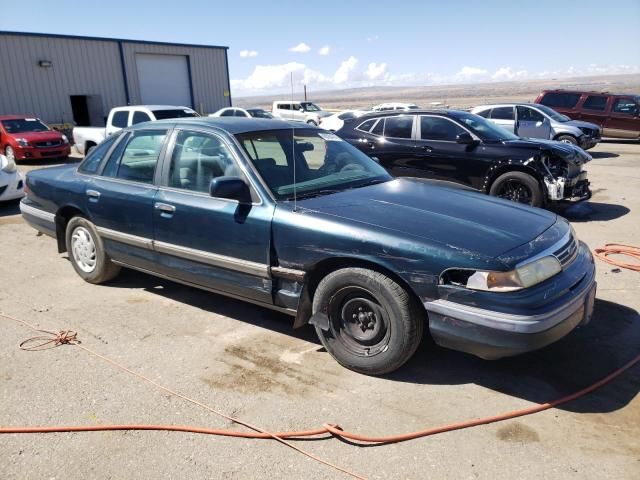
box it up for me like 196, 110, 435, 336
304, 84, 307, 101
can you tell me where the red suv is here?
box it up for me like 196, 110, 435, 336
534, 90, 640, 140
0, 115, 71, 163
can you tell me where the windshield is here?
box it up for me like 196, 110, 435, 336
248, 109, 274, 119
151, 109, 200, 120
236, 129, 391, 201
449, 111, 519, 142
300, 102, 321, 112
1, 118, 49, 133
533, 104, 571, 122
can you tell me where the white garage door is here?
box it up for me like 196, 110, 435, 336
136, 53, 192, 107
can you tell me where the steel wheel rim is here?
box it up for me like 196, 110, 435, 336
327, 286, 391, 357
5, 146, 15, 163
561, 138, 574, 144
71, 226, 97, 273
497, 179, 533, 205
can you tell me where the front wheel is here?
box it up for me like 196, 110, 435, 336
312, 268, 424, 375
65, 216, 121, 284
556, 134, 578, 145
489, 171, 543, 207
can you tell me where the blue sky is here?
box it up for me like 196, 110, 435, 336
2, 0, 639, 96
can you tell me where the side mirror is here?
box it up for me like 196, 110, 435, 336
456, 132, 477, 145
209, 176, 252, 203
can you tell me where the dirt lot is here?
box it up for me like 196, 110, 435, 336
1, 140, 639, 479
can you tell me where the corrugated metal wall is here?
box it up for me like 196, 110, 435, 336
0, 33, 231, 125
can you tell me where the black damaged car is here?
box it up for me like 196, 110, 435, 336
337, 109, 592, 207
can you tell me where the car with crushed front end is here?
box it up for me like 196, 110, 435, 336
20, 117, 596, 375
337, 110, 592, 207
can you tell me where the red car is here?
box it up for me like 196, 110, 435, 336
0, 115, 71, 162
535, 90, 640, 140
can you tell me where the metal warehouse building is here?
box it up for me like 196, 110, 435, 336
0, 31, 231, 126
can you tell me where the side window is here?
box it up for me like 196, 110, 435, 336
371, 119, 384, 135
111, 111, 129, 128
491, 107, 514, 120
517, 107, 544, 122
356, 118, 376, 132
169, 131, 239, 193
582, 96, 608, 111
279, 103, 290, 110
292, 103, 301, 111
475, 109, 491, 118
234, 109, 248, 117
242, 134, 289, 167
540, 92, 581, 108
220, 109, 234, 117
78, 134, 119, 174
132, 111, 151, 125
384, 116, 414, 138
612, 98, 639, 116
103, 130, 166, 184
420, 116, 465, 141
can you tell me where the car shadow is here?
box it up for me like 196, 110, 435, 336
0, 198, 21, 218
589, 151, 619, 159
601, 139, 640, 145
105, 268, 639, 414
551, 201, 630, 222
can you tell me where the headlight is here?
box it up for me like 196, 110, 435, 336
62, 135, 69, 144
16, 138, 30, 147
0, 154, 17, 173
443, 256, 562, 292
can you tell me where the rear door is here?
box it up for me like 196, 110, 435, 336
365, 115, 416, 175
489, 106, 516, 133
152, 128, 274, 303
604, 97, 640, 138
85, 127, 169, 269
577, 94, 610, 127
516, 106, 551, 139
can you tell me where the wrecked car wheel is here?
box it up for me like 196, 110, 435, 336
66, 216, 121, 284
490, 171, 542, 207
312, 268, 424, 375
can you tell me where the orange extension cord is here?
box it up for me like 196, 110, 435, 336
594, 243, 640, 272
1, 311, 639, 479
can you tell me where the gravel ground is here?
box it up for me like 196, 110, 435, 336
0, 140, 639, 479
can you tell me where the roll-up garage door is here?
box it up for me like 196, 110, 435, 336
136, 53, 192, 107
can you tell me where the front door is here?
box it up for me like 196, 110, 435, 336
85, 128, 169, 270
152, 128, 274, 303
516, 106, 551, 139
604, 97, 640, 139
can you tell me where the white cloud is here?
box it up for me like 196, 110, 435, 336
491, 66, 528, 81
454, 66, 489, 81
239, 50, 258, 58
289, 42, 311, 53
366, 35, 379, 43
234, 62, 307, 90
318, 45, 331, 56
366, 62, 389, 81
333, 56, 358, 84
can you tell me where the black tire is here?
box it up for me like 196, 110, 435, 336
306, 120, 318, 126
489, 171, 543, 207
555, 134, 578, 145
65, 216, 120, 284
312, 268, 424, 375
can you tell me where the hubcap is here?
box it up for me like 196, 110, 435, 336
497, 180, 533, 205
326, 286, 391, 357
71, 226, 97, 273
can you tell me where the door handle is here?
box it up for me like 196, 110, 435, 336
154, 202, 176, 214
86, 189, 101, 202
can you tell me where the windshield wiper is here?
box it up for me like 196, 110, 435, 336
286, 189, 340, 201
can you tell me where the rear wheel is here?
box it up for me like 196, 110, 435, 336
306, 120, 318, 126
489, 171, 543, 207
556, 134, 578, 145
312, 268, 424, 375
65, 216, 120, 284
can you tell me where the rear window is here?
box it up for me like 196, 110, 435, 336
356, 118, 376, 132
582, 96, 608, 111
111, 111, 128, 128
475, 109, 491, 118
152, 109, 199, 120
78, 133, 120, 174
539, 92, 581, 109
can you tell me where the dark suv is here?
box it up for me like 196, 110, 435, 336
337, 110, 591, 207
535, 90, 640, 140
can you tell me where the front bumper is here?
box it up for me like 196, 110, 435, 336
0, 174, 25, 201
579, 136, 600, 150
14, 144, 71, 161
424, 243, 596, 360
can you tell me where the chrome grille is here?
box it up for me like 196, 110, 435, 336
35, 140, 62, 148
554, 235, 578, 268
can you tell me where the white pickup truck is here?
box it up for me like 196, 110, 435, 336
72, 105, 199, 155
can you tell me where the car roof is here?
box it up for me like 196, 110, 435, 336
116, 105, 194, 111
473, 103, 541, 109
0, 114, 39, 120
136, 117, 299, 134
541, 89, 638, 97
356, 109, 463, 118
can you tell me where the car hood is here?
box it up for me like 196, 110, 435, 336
297, 178, 557, 259
502, 138, 592, 165
564, 119, 601, 131
10, 130, 64, 142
